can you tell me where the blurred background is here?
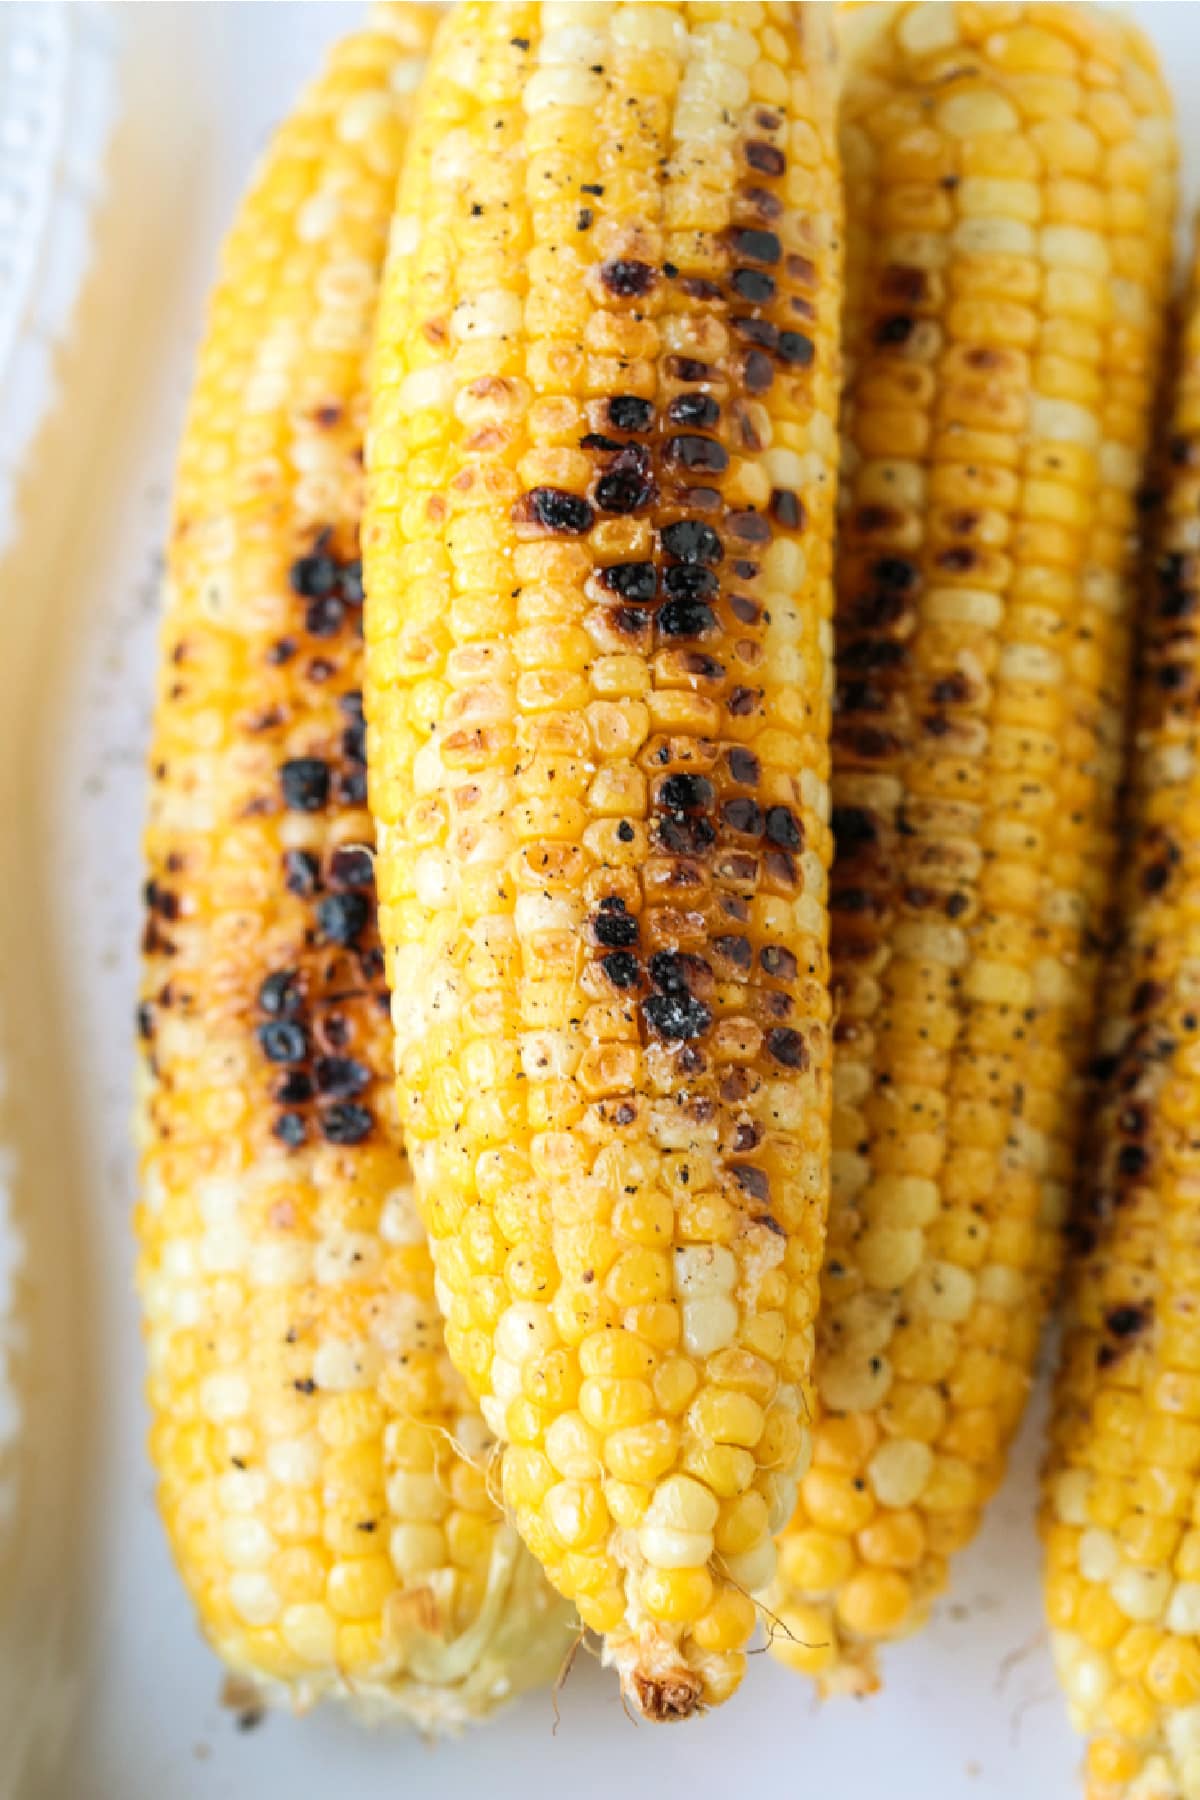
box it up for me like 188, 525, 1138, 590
4, 5, 1200, 1797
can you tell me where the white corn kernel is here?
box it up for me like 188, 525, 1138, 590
868, 1439, 933, 1509
386, 1471, 450, 1524
200, 1371, 250, 1422
638, 1525, 714, 1571
495, 1302, 558, 1366
1111, 1564, 1171, 1622
545, 1411, 603, 1481
682, 1295, 739, 1358
645, 1475, 720, 1535
724, 1539, 777, 1592
221, 1517, 276, 1570
282, 1602, 337, 1665
390, 1523, 447, 1579
1078, 1528, 1119, 1584
229, 1572, 282, 1627
1166, 1583, 1200, 1635
266, 1434, 321, 1487
674, 1244, 737, 1298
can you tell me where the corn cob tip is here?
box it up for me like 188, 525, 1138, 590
606, 1631, 704, 1724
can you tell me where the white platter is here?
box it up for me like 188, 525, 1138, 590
8, 6, 1200, 1798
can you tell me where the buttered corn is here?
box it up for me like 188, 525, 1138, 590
1042, 223, 1200, 1800
766, 0, 1176, 1693
365, 1, 840, 1719
136, 11, 572, 1728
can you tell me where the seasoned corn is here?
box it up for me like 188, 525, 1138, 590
767, 0, 1176, 1694
1042, 221, 1200, 1800
365, 0, 840, 1720
136, 10, 573, 1728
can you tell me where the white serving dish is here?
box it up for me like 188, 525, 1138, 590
7, 6, 1200, 1798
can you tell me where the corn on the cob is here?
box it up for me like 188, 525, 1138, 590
136, 11, 573, 1728
766, 0, 1175, 1694
365, 0, 840, 1720
1041, 225, 1200, 1800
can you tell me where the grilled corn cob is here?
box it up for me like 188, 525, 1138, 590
365, 0, 840, 1720
766, 0, 1175, 1693
136, 11, 573, 1728
1041, 228, 1200, 1800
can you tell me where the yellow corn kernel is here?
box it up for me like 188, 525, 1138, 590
690, 1588, 758, 1654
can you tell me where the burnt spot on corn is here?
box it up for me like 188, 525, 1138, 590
765, 806, 802, 850
665, 435, 729, 475
732, 268, 775, 304
605, 395, 653, 434
777, 331, 814, 367
722, 797, 764, 836
730, 226, 781, 265
770, 489, 803, 530
659, 598, 716, 639
732, 316, 777, 353
666, 393, 720, 430
520, 486, 595, 535
320, 1101, 374, 1145
713, 935, 753, 972
743, 140, 785, 177
601, 259, 658, 298
766, 1027, 807, 1069
643, 950, 713, 1044
666, 355, 711, 383
601, 951, 641, 990
259, 970, 302, 1017
284, 849, 321, 897
281, 758, 330, 813
274, 1114, 307, 1149
593, 897, 639, 949
731, 1164, 770, 1202
663, 565, 718, 603
259, 1019, 309, 1065
317, 892, 369, 947
600, 562, 657, 602
760, 945, 798, 982
662, 518, 722, 563
328, 845, 373, 890
595, 445, 658, 514
314, 1057, 370, 1100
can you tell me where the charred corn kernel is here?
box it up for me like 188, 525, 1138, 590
1040, 220, 1200, 1798
770, 0, 1175, 1699
134, 10, 573, 1730
366, 0, 841, 1722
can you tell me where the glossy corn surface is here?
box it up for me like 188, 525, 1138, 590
1041, 226, 1200, 1800
365, 0, 840, 1720
766, 0, 1175, 1694
136, 12, 572, 1728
